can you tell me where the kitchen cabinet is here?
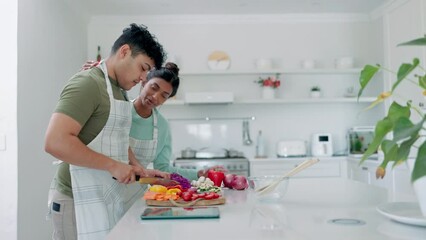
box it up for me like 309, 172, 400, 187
164, 68, 378, 105
347, 157, 417, 201
249, 157, 345, 178
347, 158, 392, 189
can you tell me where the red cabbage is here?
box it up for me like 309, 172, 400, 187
170, 172, 191, 190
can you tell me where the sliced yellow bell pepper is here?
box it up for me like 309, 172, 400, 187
149, 185, 167, 193
166, 188, 182, 195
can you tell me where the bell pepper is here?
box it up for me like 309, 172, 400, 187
207, 170, 225, 187
149, 185, 167, 193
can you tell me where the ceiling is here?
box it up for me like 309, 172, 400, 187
79, 0, 391, 16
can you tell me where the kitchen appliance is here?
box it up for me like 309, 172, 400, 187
174, 147, 249, 176
181, 147, 196, 158
347, 126, 376, 157
311, 133, 333, 157
276, 140, 307, 157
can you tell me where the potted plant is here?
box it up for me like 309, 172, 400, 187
358, 35, 426, 216
255, 74, 281, 99
310, 86, 321, 98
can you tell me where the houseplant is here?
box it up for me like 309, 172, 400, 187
310, 86, 321, 98
358, 35, 426, 215
256, 74, 281, 99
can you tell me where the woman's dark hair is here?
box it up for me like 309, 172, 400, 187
111, 23, 166, 69
147, 62, 180, 97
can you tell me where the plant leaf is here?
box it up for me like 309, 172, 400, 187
392, 58, 419, 91
361, 95, 386, 111
393, 116, 425, 141
419, 74, 426, 90
396, 135, 420, 163
361, 117, 394, 162
398, 36, 426, 46
412, 141, 426, 182
381, 140, 398, 164
387, 102, 411, 123
358, 65, 380, 99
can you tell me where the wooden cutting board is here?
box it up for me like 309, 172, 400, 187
146, 197, 226, 207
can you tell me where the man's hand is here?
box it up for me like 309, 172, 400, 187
108, 161, 137, 184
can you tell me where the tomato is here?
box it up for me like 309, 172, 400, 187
197, 193, 207, 199
191, 194, 200, 201
204, 192, 215, 200
207, 170, 225, 187
181, 192, 192, 201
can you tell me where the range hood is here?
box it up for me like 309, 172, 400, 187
184, 92, 234, 105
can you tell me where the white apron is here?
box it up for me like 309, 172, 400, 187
126, 108, 159, 202
69, 61, 132, 240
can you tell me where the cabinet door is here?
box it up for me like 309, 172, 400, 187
348, 160, 392, 188
348, 161, 371, 184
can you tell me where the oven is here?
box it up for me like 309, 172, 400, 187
174, 157, 250, 177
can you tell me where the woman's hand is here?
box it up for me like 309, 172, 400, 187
80, 60, 99, 71
146, 169, 171, 179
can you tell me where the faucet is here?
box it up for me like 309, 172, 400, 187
242, 120, 253, 146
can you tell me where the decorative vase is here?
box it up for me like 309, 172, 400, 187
310, 91, 321, 98
262, 87, 275, 99
407, 159, 426, 217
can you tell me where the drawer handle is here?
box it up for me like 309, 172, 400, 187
362, 167, 368, 170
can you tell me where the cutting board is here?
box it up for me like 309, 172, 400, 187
146, 197, 226, 207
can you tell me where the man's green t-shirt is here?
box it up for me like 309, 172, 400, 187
54, 67, 127, 197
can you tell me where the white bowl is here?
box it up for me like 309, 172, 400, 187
248, 176, 289, 202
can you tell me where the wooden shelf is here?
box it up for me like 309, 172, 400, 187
163, 97, 375, 105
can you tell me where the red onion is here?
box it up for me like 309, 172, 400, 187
223, 174, 236, 188
231, 175, 248, 190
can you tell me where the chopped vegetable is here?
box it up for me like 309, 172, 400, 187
149, 185, 168, 193
170, 173, 191, 189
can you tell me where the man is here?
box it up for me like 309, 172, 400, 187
45, 23, 166, 240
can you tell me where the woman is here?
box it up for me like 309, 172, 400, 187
128, 62, 220, 182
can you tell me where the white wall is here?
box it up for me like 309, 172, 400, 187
88, 15, 385, 158
0, 2, 17, 239
17, 0, 88, 239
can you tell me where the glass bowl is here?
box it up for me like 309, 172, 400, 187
248, 175, 289, 202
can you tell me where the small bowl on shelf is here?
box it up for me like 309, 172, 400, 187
248, 175, 289, 202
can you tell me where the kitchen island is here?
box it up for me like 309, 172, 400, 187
107, 178, 425, 240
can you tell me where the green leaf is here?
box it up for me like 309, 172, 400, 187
393, 117, 414, 141
392, 58, 419, 91
394, 116, 424, 141
358, 65, 380, 99
398, 36, 426, 46
387, 102, 411, 123
396, 135, 420, 163
362, 95, 386, 111
361, 117, 394, 162
412, 141, 426, 182
419, 74, 426, 90
381, 140, 398, 165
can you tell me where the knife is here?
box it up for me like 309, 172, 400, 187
113, 175, 179, 187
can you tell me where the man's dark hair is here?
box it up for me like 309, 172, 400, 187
111, 23, 166, 69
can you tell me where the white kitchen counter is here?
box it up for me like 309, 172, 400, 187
107, 178, 426, 240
